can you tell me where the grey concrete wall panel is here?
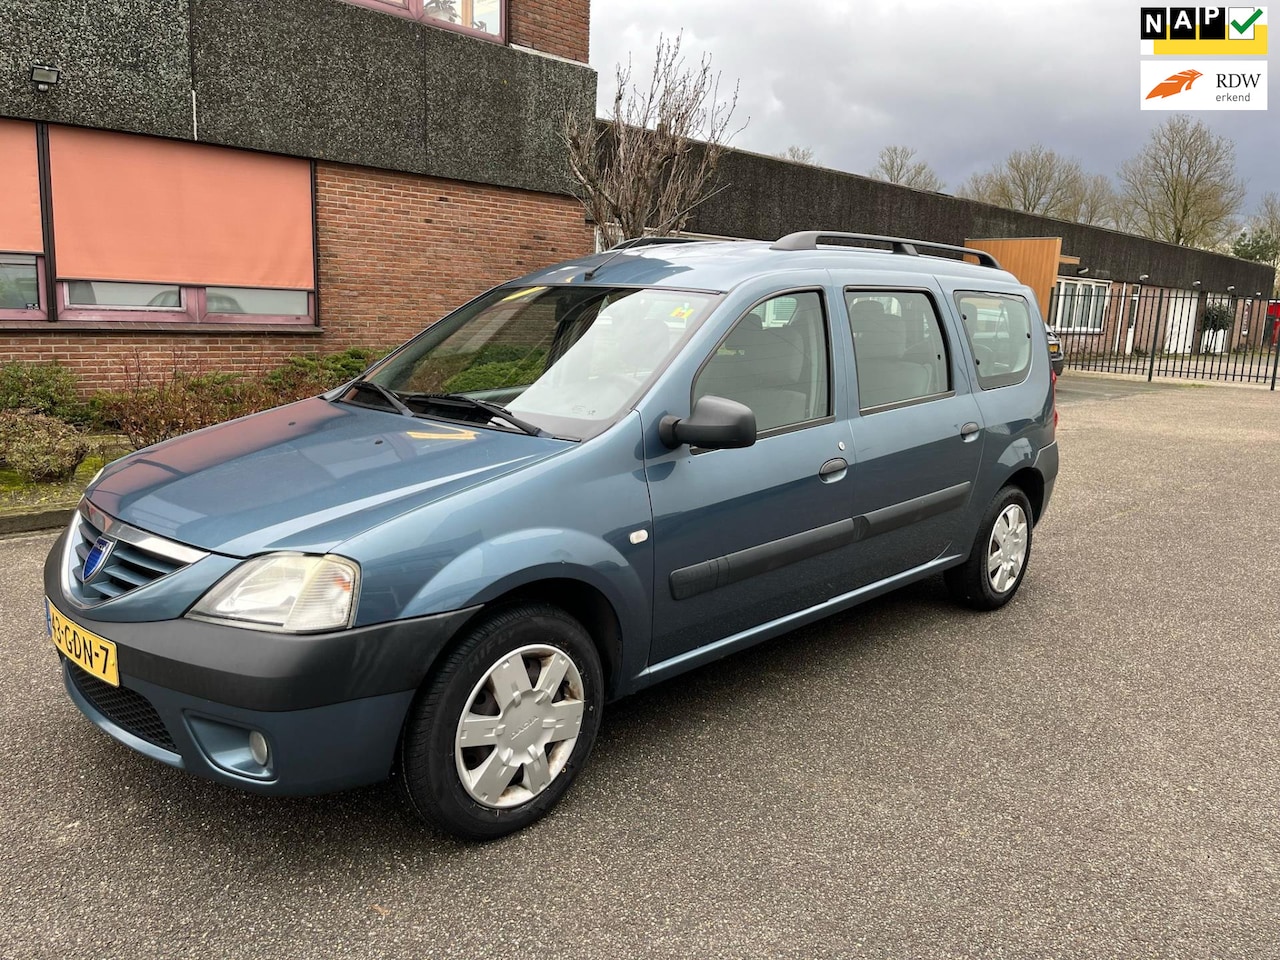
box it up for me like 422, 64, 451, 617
2, 0, 593, 196
0, 0, 191, 139
688, 148, 1275, 294
421, 28, 594, 195
189, 0, 594, 194
191, 0, 428, 174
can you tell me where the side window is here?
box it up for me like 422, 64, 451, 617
955, 292, 1034, 389
847, 291, 951, 411
694, 290, 830, 434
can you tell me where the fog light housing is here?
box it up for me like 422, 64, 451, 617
249, 730, 270, 767
185, 715, 275, 780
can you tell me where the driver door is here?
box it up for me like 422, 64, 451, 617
644, 289, 859, 666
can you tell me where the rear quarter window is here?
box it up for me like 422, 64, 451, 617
954, 292, 1034, 389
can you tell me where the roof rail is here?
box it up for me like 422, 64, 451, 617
770, 231, 1002, 269
608, 236, 707, 251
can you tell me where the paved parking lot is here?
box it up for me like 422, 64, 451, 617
3, 374, 1279, 960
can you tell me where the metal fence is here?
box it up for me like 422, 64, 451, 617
1049, 287, 1280, 389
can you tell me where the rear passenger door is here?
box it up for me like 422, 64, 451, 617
843, 286, 985, 585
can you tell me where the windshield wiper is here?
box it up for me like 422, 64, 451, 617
343, 379, 415, 417
406, 393, 549, 438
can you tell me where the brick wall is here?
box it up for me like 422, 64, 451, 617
314, 161, 594, 351
0, 331, 321, 395
509, 0, 589, 62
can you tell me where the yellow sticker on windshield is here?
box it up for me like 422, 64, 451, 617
670, 306, 693, 320
407, 428, 477, 441
500, 286, 548, 302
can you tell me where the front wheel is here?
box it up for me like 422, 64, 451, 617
945, 485, 1033, 611
397, 603, 603, 840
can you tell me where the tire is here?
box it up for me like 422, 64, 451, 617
945, 485, 1033, 611
397, 603, 603, 840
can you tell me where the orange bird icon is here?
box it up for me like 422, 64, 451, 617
1146, 69, 1203, 99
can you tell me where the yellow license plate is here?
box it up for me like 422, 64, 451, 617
47, 599, 119, 686
1049, 344, 1061, 354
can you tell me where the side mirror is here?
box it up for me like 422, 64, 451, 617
659, 395, 757, 450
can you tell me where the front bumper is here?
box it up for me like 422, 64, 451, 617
45, 542, 479, 795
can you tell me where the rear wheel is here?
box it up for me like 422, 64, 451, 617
398, 603, 603, 840
945, 485, 1033, 611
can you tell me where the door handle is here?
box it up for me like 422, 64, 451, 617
960, 421, 980, 441
819, 458, 848, 483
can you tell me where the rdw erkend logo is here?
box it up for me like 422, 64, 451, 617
1145, 68, 1204, 98
1139, 60, 1268, 109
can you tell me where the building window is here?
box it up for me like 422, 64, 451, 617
59, 282, 313, 324
1052, 278, 1111, 333
341, 0, 505, 40
0, 254, 46, 320
47, 126, 316, 326
0, 120, 46, 320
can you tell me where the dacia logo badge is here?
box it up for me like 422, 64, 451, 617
82, 536, 114, 583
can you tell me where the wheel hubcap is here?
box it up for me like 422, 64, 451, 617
454, 644, 585, 809
987, 503, 1028, 594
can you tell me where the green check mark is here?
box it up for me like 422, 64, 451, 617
1231, 8, 1262, 35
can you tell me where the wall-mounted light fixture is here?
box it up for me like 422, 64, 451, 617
1076, 267, 1090, 276
1227, 285, 1236, 293
1192, 280, 1202, 287
30, 63, 61, 92
1138, 273, 1150, 282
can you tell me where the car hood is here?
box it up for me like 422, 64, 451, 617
88, 397, 569, 556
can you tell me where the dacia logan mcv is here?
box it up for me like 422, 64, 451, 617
45, 233, 1058, 839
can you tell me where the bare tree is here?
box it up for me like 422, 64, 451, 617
563, 33, 743, 249
1070, 174, 1119, 229
868, 145, 944, 192
958, 145, 1089, 219
1116, 115, 1245, 249
1235, 192, 1280, 294
777, 145, 816, 164
1250, 191, 1280, 241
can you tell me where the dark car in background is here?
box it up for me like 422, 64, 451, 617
1045, 324, 1064, 376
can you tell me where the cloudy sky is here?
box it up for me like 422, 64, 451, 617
589, 0, 1278, 215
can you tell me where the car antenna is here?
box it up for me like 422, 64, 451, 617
581, 244, 631, 282
580, 236, 700, 281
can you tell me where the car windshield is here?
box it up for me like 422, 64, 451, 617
362, 284, 719, 439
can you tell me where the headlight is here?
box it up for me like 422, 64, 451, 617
188, 554, 359, 632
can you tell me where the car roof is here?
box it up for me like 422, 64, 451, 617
511, 237, 1025, 294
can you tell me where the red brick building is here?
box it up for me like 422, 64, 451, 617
0, 0, 595, 391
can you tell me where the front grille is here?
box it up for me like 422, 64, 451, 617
66, 504, 206, 606
69, 664, 178, 753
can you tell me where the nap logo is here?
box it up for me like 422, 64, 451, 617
1140, 59, 1268, 109
1140, 6, 1268, 54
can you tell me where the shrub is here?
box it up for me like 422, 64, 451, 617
1202, 305, 1233, 332
445, 355, 545, 393
95, 348, 384, 449
0, 361, 89, 422
2, 413, 89, 482
263, 347, 383, 395
96, 370, 275, 449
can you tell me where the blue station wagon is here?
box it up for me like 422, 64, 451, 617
45, 232, 1058, 838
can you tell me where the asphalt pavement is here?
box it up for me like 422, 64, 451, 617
3, 373, 1279, 959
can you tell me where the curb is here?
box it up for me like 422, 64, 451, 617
0, 507, 74, 537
